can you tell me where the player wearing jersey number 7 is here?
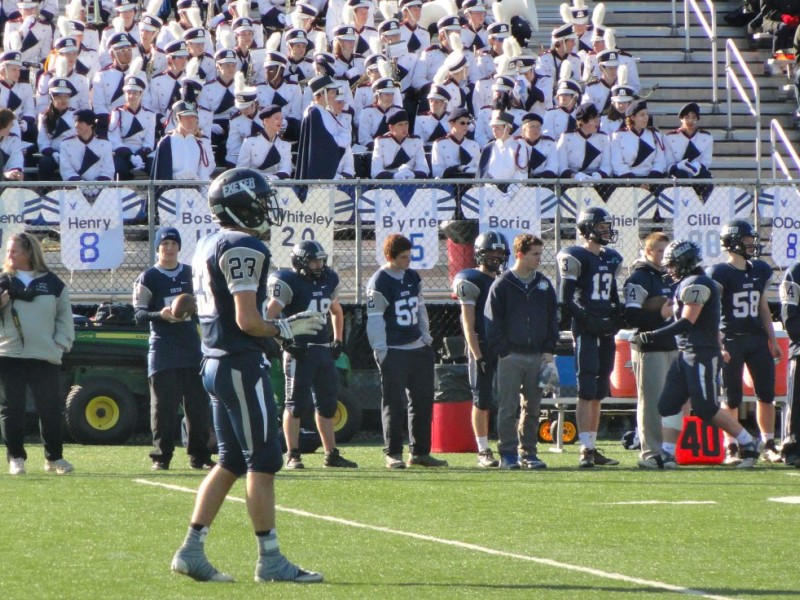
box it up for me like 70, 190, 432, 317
171, 168, 325, 584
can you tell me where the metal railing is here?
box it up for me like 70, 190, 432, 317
770, 118, 800, 180
684, 0, 718, 107
725, 38, 762, 181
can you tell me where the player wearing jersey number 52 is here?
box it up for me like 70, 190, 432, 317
0, 233, 75, 476
366, 233, 448, 469
171, 168, 325, 584
266, 240, 357, 470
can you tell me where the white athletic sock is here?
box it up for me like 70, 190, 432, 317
661, 442, 676, 455
761, 433, 774, 443
736, 429, 755, 446
578, 432, 593, 448
589, 432, 597, 445
476, 436, 489, 452
724, 435, 736, 446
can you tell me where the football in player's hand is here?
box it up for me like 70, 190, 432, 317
170, 293, 196, 319
642, 296, 667, 313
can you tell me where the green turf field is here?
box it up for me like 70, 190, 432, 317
1, 441, 799, 600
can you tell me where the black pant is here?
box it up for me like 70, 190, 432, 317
0, 357, 64, 461
149, 367, 211, 464
378, 345, 435, 457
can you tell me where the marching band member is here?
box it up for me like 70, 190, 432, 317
474, 21, 510, 82
284, 29, 315, 84
225, 72, 261, 167
557, 102, 611, 182
147, 40, 192, 129
152, 99, 215, 181
566, 0, 593, 56
357, 76, 403, 149
35, 43, 91, 114
37, 77, 75, 180
59, 108, 115, 185
332, 24, 366, 88
199, 47, 239, 162
296, 74, 350, 180
377, 19, 418, 99
535, 22, 581, 99
542, 66, 580, 139
91, 31, 135, 136
136, 5, 167, 80
331, 85, 356, 177
515, 112, 559, 179
610, 99, 667, 178
371, 109, 429, 179
0, 108, 26, 181
237, 104, 293, 179
477, 109, 524, 182
345, 0, 379, 57
600, 65, 633, 135
461, 0, 490, 52
0, 49, 37, 144
413, 15, 462, 93
474, 75, 524, 147
256, 51, 303, 136
158, 0, 213, 55
232, 17, 266, 84
2, 1, 53, 83
581, 47, 618, 114
398, 0, 430, 54
582, 28, 640, 94
97, 0, 141, 70
109, 63, 157, 179
516, 56, 552, 116
431, 107, 480, 178
414, 85, 451, 151
184, 26, 216, 83
665, 102, 714, 199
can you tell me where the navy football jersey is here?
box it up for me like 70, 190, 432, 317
192, 229, 271, 358
366, 267, 424, 346
556, 245, 624, 318
267, 268, 341, 345
133, 263, 202, 375
452, 268, 495, 341
674, 273, 721, 351
780, 262, 800, 358
706, 259, 772, 336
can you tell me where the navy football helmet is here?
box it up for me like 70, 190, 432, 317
664, 240, 702, 279
291, 240, 328, 279
474, 230, 510, 273
207, 168, 281, 234
577, 206, 618, 245
720, 219, 761, 258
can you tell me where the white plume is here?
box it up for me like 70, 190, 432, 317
559, 2, 572, 24
266, 31, 282, 52
604, 28, 616, 50
592, 3, 605, 28
617, 63, 628, 86
54, 55, 69, 78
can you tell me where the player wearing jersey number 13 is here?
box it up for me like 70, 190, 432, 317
556, 206, 624, 468
171, 168, 325, 584
706, 219, 783, 465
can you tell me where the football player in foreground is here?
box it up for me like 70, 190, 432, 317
171, 168, 326, 583
632, 240, 761, 468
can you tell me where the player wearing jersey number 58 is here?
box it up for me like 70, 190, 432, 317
266, 240, 357, 470
707, 220, 783, 465
133, 226, 214, 472
366, 233, 448, 469
632, 240, 761, 468
171, 168, 325, 584
557, 206, 623, 468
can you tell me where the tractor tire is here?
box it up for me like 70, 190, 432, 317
333, 388, 362, 443
537, 419, 553, 444
65, 378, 138, 445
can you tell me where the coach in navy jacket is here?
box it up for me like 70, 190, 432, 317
484, 234, 559, 468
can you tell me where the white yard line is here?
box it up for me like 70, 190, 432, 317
136, 478, 738, 600
603, 500, 718, 505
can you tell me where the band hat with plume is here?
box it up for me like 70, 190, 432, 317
264, 51, 288, 68
427, 84, 451, 101
371, 77, 397, 93
590, 3, 606, 41
463, 0, 486, 13
140, 0, 164, 30
487, 22, 511, 39
596, 48, 619, 67
556, 61, 580, 96
490, 109, 514, 128
492, 75, 515, 93
234, 71, 258, 108
233, 16, 255, 32
417, 0, 457, 29
108, 32, 134, 50
568, 0, 589, 24
285, 28, 309, 44
309, 74, 337, 94
48, 77, 73, 95
0, 51, 22, 66
334, 24, 357, 40
184, 27, 207, 42
365, 52, 388, 69
379, 0, 398, 19
123, 57, 147, 91
493, 0, 538, 33
113, 0, 137, 12
55, 37, 80, 53
551, 23, 577, 43
610, 64, 634, 102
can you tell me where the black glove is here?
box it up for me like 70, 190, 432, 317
631, 330, 653, 346
476, 356, 490, 375
331, 340, 344, 360
283, 341, 308, 360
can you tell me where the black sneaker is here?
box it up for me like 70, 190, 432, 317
738, 441, 760, 469
285, 450, 304, 470
406, 454, 448, 468
593, 449, 619, 466
151, 461, 170, 471
762, 439, 783, 464
323, 448, 357, 468
476, 449, 499, 468
578, 448, 595, 468
190, 458, 217, 470
519, 454, 547, 470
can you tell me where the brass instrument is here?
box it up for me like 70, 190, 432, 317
91, 0, 102, 26
349, 72, 369, 93
145, 55, 155, 80
245, 58, 256, 86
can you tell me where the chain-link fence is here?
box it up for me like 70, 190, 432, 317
0, 177, 789, 357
